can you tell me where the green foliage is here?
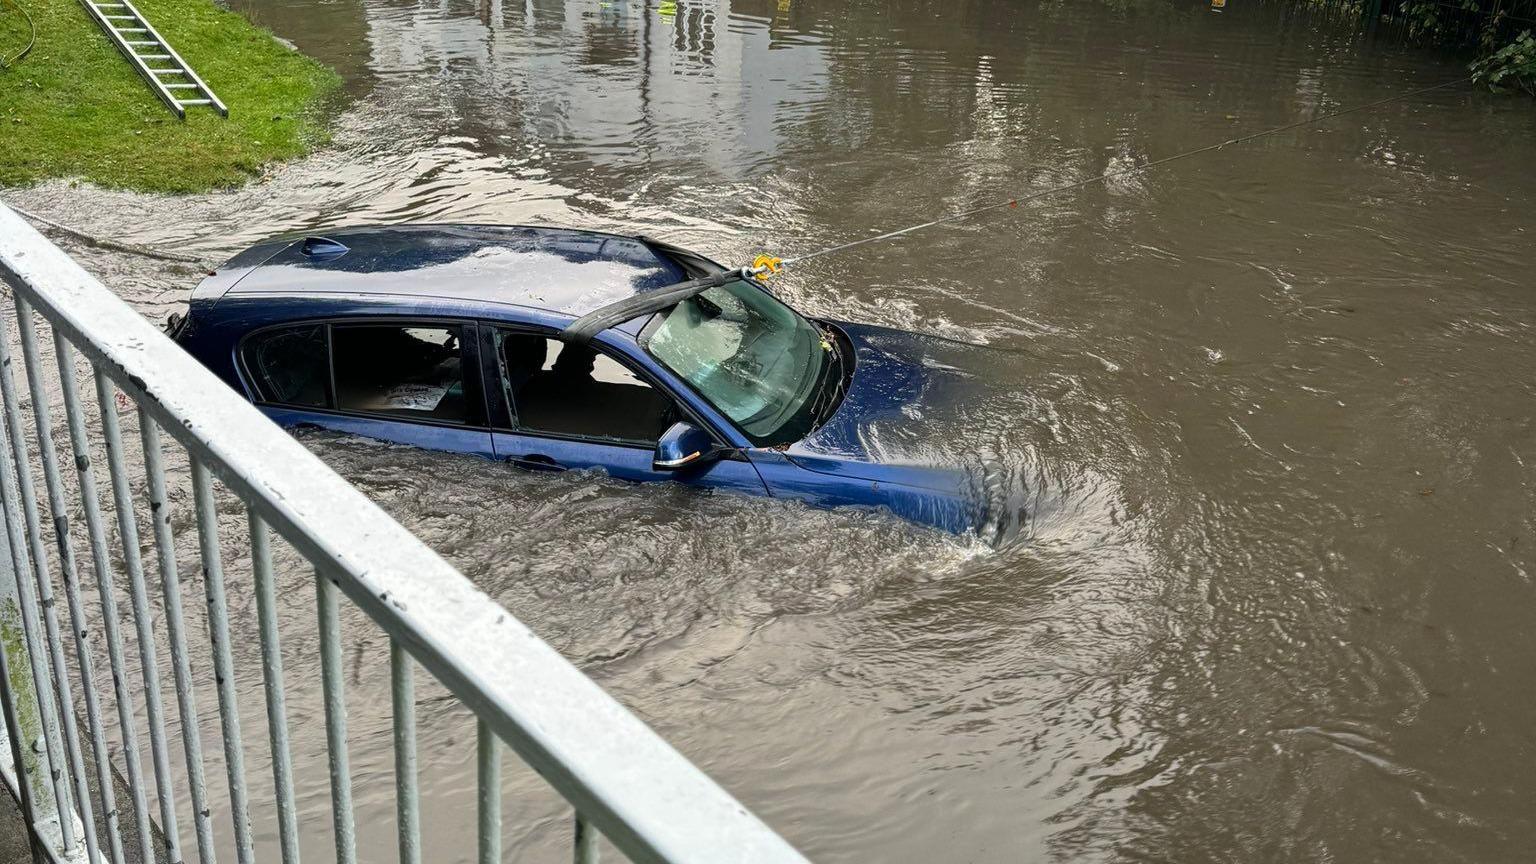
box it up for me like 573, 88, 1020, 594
1396, 0, 1451, 42
1471, 29, 1536, 92
1294, 0, 1536, 96
0, 0, 341, 192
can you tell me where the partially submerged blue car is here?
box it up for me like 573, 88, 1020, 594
173, 225, 1006, 535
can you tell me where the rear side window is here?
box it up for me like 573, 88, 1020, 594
241, 321, 481, 425
332, 324, 474, 424
244, 325, 329, 408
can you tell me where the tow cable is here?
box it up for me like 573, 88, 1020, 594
741, 75, 1473, 283
7, 203, 210, 266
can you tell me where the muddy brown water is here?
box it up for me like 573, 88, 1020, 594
6, 0, 1536, 861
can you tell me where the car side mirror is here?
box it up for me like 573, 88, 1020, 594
654, 421, 722, 471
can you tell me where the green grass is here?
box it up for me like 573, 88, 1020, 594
0, 0, 341, 192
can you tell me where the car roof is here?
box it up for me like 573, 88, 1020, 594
200, 225, 691, 318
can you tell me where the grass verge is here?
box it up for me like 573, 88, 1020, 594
0, 0, 341, 192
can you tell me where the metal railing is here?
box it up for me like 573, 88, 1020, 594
0, 201, 809, 864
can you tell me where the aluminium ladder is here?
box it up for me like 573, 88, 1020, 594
79, 0, 227, 119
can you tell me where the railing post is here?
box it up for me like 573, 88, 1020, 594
248, 511, 301, 864
317, 568, 356, 864
94, 373, 182, 864
477, 721, 499, 864
56, 337, 157, 864
392, 641, 420, 864
574, 813, 600, 864
15, 299, 115, 864
0, 303, 82, 860
138, 412, 216, 864
191, 458, 254, 864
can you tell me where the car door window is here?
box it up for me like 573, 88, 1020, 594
332, 324, 476, 424
496, 332, 674, 444
243, 324, 331, 408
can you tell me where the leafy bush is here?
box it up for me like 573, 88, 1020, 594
1471, 29, 1536, 93
1301, 0, 1536, 97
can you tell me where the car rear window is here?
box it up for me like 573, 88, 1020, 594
244, 324, 329, 408
241, 321, 480, 426
332, 325, 472, 424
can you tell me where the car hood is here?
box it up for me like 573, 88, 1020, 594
785, 322, 1001, 489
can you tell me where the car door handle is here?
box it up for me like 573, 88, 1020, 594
509, 454, 565, 472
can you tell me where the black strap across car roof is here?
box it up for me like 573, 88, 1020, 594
633, 234, 724, 280
560, 268, 751, 346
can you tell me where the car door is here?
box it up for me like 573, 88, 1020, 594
241, 319, 495, 457
483, 326, 768, 495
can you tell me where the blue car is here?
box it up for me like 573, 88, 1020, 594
173, 225, 1007, 536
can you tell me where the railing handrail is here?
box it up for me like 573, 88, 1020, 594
0, 202, 808, 864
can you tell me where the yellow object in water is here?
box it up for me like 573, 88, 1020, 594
1210, 0, 1226, 8
659, 0, 677, 17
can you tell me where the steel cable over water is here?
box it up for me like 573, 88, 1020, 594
5, 203, 209, 265
754, 75, 1475, 273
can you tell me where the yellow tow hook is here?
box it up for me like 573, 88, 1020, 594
751, 254, 783, 282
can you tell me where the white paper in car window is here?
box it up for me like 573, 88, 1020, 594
383, 383, 448, 411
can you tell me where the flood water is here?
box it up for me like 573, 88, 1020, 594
7, 0, 1536, 861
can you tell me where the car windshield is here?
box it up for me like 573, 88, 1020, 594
643, 279, 830, 447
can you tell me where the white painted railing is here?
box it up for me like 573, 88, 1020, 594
0, 201, 808, 864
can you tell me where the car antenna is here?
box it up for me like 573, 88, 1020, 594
743, 74, 1471, 283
